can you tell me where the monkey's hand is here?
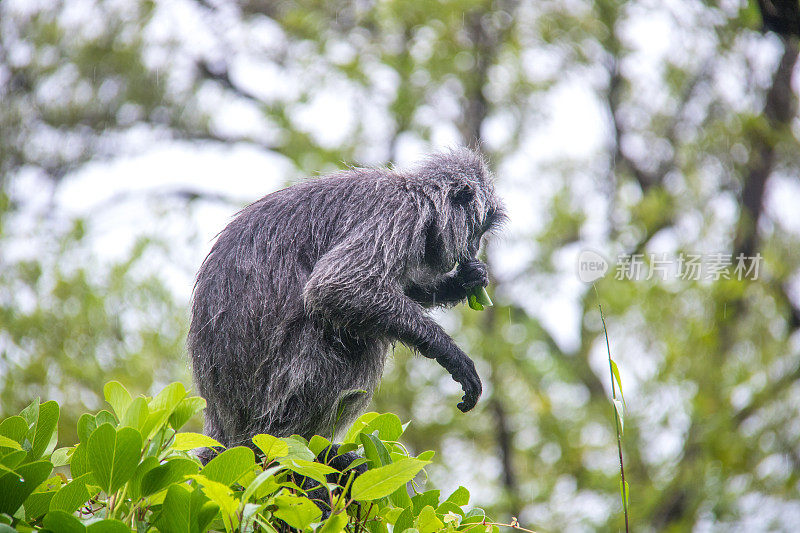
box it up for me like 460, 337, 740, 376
405, 259, 489, 307
435, 347, 482, 412
455, 259, 489, 293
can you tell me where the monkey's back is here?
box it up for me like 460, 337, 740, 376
189, 171, 400, 446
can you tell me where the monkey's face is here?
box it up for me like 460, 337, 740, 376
457, 184, 506, 261
431, 184, 505, 273
468, 206, 505, 265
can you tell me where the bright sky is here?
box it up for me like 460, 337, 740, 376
8, 0, 799, 357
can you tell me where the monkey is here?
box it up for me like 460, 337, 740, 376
188, 148, 506, 458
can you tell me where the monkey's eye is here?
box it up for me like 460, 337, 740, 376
451, 184, 475, 204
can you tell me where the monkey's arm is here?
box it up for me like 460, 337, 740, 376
303, 245, 482, 411
405, 259, 489, 307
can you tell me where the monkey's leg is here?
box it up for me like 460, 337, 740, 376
304, 272, 482, 411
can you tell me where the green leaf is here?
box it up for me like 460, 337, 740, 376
23, 474, 62, 520
613, 399, 624, 436
467, 287, 493, 310
19, 399, 39, 441
366, 518, 389, 533
319, 510, 349, 533
43, 510, 86, 533
95, 410, 117, 427
436, 501, 464, 518
86, 519, 130, 532
127, 456, 159, 500
200, 446, 255, 486
273, 494, 322, 529
308, 435, 333, 457
383, 507, 404, 524
154, 484, 191, 533
417, 450, 435, 461
360, 413, 404, 442
77, 414, 97, 443
0, 460, 53, 515
389, 483, 412, 509
168, 397, 206, 430
140, 409, 167, 441
51, 447, 71, 467
351, 458, 429, 501
190, 475, 240, 532
26, 401, 59, 463
50, 473, 98, 514
241, 466, 281, 503
252, 434, 289, 461
173, 432, 223, 451
0, 417, 27, 446
461, 508, 487, 525
411, 490, 440, 515
193, 487, 222, 533
415, 505, 443, 533
141, 458, 199, 497
281, 458, 337, 486
87, 423, 143, 494
337, 442, 358, 455
241, 502, 263, 532
345, 457, 370, 472
343, 412, 380, 443
0, 450, 25, 471
467, 294, 484, 310
142, 383, 187, 440
279, 436, 315, 461
120, 397, 149, 431
620, 479, 630, 508
150, 382, 188, 413
103, 381, 133, 421
445, 486, 469, 506
0, 436, 21, 451
394, 507, 414, 533
70, 443, 90, 478
24, 490, 56, 521
610, 359, 625, 405
360, 433, 391, 468
155, 484, 218, 533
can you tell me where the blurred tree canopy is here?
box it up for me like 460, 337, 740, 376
2, 0, 800, 530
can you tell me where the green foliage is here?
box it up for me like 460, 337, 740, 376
0, 382, 499, 533
0, 222, 190, 446
466, 287, 493, 312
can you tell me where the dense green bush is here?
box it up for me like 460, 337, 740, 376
0, 382, 513, 533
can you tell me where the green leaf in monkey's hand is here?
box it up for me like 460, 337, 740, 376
467, 287, 493, 311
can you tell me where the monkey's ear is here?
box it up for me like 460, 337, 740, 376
450, 183, 475, 204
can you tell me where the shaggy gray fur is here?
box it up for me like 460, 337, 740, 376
188, 148, 506, 449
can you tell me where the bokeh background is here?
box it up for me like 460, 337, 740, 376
2, 0, 800, 530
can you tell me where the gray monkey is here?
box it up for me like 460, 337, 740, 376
188, 148, 506, 453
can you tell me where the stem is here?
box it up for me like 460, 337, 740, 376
114, 484, 129, 521
461, 520, 539, 533
123, 497, 140, 525
107, 491, 117, 518
596, 296, 630, 533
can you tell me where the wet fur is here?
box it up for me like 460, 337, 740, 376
189, 148, 506, 449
